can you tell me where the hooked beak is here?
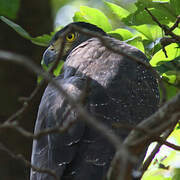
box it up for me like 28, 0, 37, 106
43, 45, 58, 66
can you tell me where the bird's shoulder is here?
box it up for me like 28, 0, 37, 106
34, 73, 88, 134
64, 36, 150, 88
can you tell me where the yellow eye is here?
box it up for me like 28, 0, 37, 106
66, 33, 76, 42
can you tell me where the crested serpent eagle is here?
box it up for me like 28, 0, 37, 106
30, 22, 160, 180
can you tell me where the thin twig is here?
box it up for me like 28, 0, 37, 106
145, 8, 180, 42
1, 21, 178, 179
0, 142, 58, 180
5, 80, 46, 123
68, 24, 166, 104
141, 121, 177, 175
112, 122, 180, 151
169, 15, 180, 32
0, 50, 135, 161
108, 92, 180, 180
4, 26, 66, 124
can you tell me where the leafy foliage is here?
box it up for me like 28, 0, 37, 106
143, 128, 180, 180
1, 0, 180, 92
1, 0, 180, 103
73, 6, 112, 32
103, 1, 130, 20
1, 1, 180, 100
0, 16, 52, 47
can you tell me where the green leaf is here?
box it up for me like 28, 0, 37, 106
155, 59, 180, 86
151, 44, 180, 86
104, 1, 130, 20
169, 22, 180, 35
73, 6, 112, 32
38, 60, 64, 83
135, 0, 170, 10
0, 0, 20, 19
143, 173, 171, 180
53, 61, 64, 77
73, 11, 86, 22
131, 24, 162, 41
0, 16, 30, 39
162, 71, 177, 84
0, 16, 53, 47
135, 0, 153, 10
150, 43, 180, 66
155, 60, 177, 75
123, 0, 176, 26
125, 36, 145, 53
176, 123, 180, 129
125, 8, 174, 26
108, 29, 144, 52
31, 34, 52, 47
108, 28, 133, 41
173, 168, 180, 180
170, 0, 180, 16
164, 81, 178, 100
143, 126, 180, 179
156, 0, 170, 2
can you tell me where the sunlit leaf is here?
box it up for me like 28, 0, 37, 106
131, 24, 162, 41
38, 60, 64, 83
153, 0, 169, 2
108, 28, 144, 52
151, 44, 180, 89
73, 6, 112, 32
31, 34, 52, 47
104, 1, 130, 20
143, 128, 180, 179
150, 43, 180, 66
108, 28, 133, 40
125, 36, 145, 52
53, 61, 64, 77
73, 11, 86, 22
162, 71, 177, 84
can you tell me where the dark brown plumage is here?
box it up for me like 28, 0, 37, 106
30, 22, 159, 180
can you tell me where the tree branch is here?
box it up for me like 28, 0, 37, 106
107, 91, 180, 180
0, 142, 58, 180
0, 50, 136, 166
